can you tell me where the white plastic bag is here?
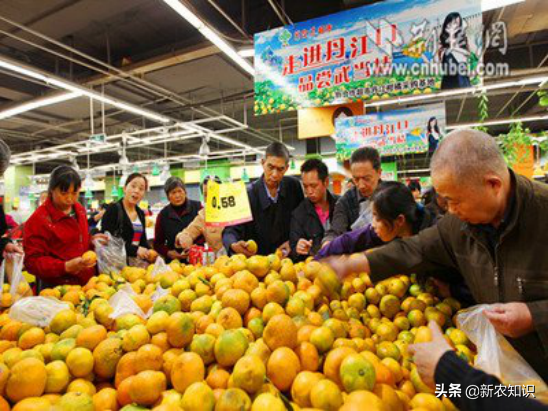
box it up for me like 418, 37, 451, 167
146, 286, 170, 317
150, 257, 171, 281
108, 289, 146, 319
9, 297, 70, 327
457, 304, 548, 390
0, 253, 31, 301
94, 232, 126, 275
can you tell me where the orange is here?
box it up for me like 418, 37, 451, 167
310, 379, 343, 411
82, 251, 97, 265
18, 327, 45, 350
341, 391, 386, 411
0, 397, 9, 411
216, 307, 243, 330
0, 362, 9, 396
76, 325, 107, 351
93, 337, 123, 379
93, 387, 119, 411
297, 324, 317, 343
115, 352, 138, 388
295, 341, 320, 372
232, 355, 266, 395
171, 352, 205, 393
263, 314, 298, 351
251, 393, 286, 411
62, 290, 82, 306
5, 358, 47, 403
373, 384, 403, 411
310, 326, 335, 354
206, 366, 231, 390
250, 287, 268, 310
133, 294, 153, 313
291, 371, 324, 407
214, 329, 249, 367
221, 289, 250, 316
233, 271, 260, 294
161, 349, 182, 384
66, 347, 94, 378
409, 393, 445, 411
0, 320, 23, 341
340, 353, 376, 392
215, 388, 252, 411
44, 361, 70, 394
261, 302, 284, 324
67, 378, 97, 396
151, 332, 170, 352
117, 376, 135, 406
11, 397, 53, 411
190, 334, 216, 365
135, 343, 164, 373
323, 346, 356, 388
266, 280, 290, 306
181, 381, 215, 411
129, 370, 167, 406
266, 347, 300, 392
166, 312, 195, 348
122, 324, 151, 352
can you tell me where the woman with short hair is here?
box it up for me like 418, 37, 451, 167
154, 176, 201, 262
24, 165, 105, 289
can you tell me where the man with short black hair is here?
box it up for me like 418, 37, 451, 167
223, 142, 304, 256
322, 146, 382, 244
290, 159, 339, 261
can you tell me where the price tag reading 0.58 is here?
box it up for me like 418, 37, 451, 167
211, 195, 236, 210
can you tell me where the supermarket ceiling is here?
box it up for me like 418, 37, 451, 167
0, 0, 548, 172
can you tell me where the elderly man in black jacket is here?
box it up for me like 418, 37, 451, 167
222, 142, 304, 257
290, 158, 338, 261
322, 146, 382, 245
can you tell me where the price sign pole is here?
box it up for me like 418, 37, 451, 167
205, 180, 253, 227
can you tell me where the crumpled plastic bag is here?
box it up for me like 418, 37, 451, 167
94, 232, 126, 275
146, 286, 170, 317
457, 304, 548, 390
150, 257, 171, 280
9, 296, 70, 327
108, 289, 146, 319
0, 253, 31, 301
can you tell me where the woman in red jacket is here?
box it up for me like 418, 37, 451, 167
23, 166, 106, 290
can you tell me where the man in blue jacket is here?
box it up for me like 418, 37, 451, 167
223, 142, 304, 257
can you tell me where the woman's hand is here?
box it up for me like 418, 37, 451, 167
91, 233, 109, 247
4, 243, 23, 255
137, 247, 150, 260
167, 250, 186, 261
65, 257, 89, 274
175, 234, 191, 250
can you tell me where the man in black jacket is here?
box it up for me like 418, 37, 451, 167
322, 146, 382, 244
222, 142, 304, 257
290, 159, 338, 261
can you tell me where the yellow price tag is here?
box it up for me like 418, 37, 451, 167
139, 200, 149, 210
205, 180, 252, 227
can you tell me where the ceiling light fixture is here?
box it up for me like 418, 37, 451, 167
0, 56, 171, 124
162, 0, 255, 76
0, 92, 81, 120
447, 114, 548, 130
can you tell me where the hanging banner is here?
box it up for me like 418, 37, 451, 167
298, 102, 364, 139
254, 0, 481, 115
205, 181, 253, 228
335, 102, 446, 160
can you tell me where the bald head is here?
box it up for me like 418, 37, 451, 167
431, 129, 508, 185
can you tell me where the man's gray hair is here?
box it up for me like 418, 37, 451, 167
0, 139, 11, 175
431, 129, 508, 183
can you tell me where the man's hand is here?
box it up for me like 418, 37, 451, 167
278, 241, 291, 258
408, 321, 453, 387
167, 250, 186, 261
296, 239, 313, 256
322, 252, 370, 281
91, 233, 109, 246
65, 257, 89, 274
4, 243, 23, 255
175, 234, 190, 250
231, 241, 254, 257
484, 302, 534, 338
137, 247, 150, 261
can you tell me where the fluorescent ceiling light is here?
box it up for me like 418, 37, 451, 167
238, 48, 254, 58
162, 0, 255, 76
482, 0, 525, 12
0, 56, 171, 124
0, 92, 81, 120
447, 114, 548, 130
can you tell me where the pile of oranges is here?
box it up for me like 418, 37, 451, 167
0, 251, 476, 411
